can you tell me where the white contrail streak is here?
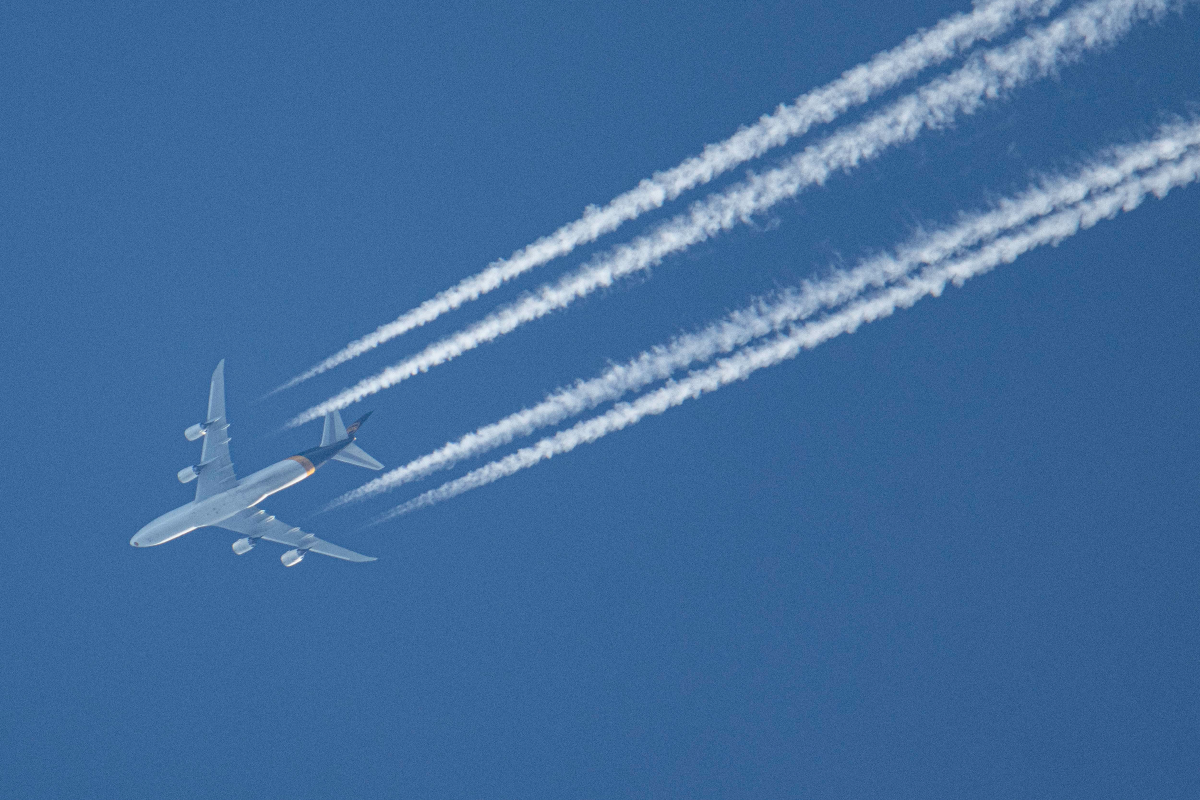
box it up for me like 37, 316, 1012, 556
366, 149, 1200, 524
274, 0, 1059, 394
289, 0, 1176, 429
322, 118, 1200, 509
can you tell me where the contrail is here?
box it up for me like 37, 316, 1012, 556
324, 118, 1200, 509
272, 0, 1060, 394
365, 148, 1200, 524
288, 0, 1177, 429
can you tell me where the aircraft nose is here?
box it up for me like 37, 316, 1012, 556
131, 524, 153, 548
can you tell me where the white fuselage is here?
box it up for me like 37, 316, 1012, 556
131, 458, 312, 548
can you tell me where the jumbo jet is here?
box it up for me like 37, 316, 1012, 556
131, 360, 383, 566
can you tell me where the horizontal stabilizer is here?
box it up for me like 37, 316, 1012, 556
321, 409, 349, 447
333, 442, 384, 470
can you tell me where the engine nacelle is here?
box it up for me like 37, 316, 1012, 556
177, 465, 200, 484
184, 423, 207, 442
232, 537, 255, 556
280, 549, 305, 567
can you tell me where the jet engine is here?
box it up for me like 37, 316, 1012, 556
177, 465, 200, 484
184, 423, 207, 441
232, 537, 255, 555
280, 549, 305, 567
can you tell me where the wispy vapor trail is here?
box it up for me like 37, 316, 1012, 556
273, 0, 1059, 394
327, 120, 1200, 509
289, 0, 1175, 429
366, 149, 1200, 524
322, 118, 1200, 509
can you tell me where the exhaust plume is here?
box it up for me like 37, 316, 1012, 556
327, 118, 1200, 508
366, 148, 1200, 523
274, 0, 1059, 394
289, 0, 1176, 429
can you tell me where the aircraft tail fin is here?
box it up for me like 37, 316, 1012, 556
321, 410, 383, 470
345, 411, 373, 437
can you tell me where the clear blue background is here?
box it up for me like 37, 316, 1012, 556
2, 1, 1198, 797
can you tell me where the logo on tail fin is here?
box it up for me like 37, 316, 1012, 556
345, 411, 373, 438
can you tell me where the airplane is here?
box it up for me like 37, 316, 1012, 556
131, 359, 384, 566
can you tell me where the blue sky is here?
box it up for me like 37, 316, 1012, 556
2, 1, 1198, 797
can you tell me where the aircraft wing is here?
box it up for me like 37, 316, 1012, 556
215, 508, 377, 563
195, 359, 237, 501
